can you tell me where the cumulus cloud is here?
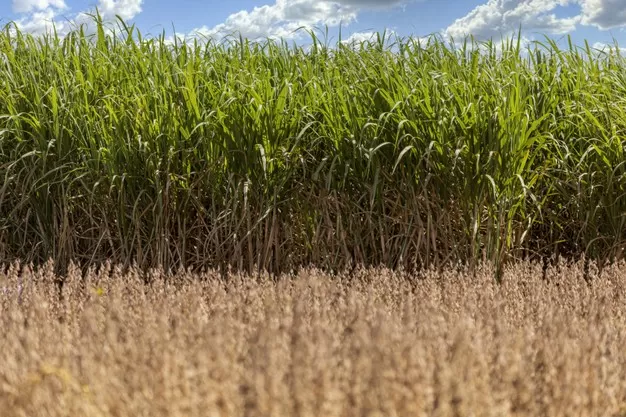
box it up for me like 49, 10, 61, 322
12, 0, 625, 44
65, 0, 143, 34
592, 41, 626, 53
341, 30, 377, 44
12, 0, 66, 14
95, 0, 143, 20
444, 0, 580, 40
14, 8, 65, 35
12, 0, 143, 35
334, 0, 409, 7
444, 0, 626, 40
580, 0, 626, 29
340, 29, 402, 46
187, 1, 355, 41
186, 0, 410, 41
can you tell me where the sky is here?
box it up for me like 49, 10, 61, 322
1, 0, 625, 50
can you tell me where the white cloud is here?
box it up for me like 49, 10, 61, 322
187, 0, 357, 41
96, 0, 143, 21
341, 30, 377, 44
592, 41, 626, 53
12, 0, 68, 36
186, 0, 410, 41
340, 29, 403, 46
15, 8, 65, 35
67, 0, 143, 34
13, 0, 143, 36
12, 0, 66, 14
444, 0, 626, 41
444, 0, 580, 40
580, 0, 626, 29
11, 0, 625, 44
334, 0, 409, 7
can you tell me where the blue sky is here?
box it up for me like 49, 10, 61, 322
2, 1, 625, 49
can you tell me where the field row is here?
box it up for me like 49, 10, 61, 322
1, 260, 625, 416
1, 20, 625, 273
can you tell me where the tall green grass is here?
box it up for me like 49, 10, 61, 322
1, 18, 625, 276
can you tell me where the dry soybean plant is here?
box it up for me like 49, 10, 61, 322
1, 259, 625, 417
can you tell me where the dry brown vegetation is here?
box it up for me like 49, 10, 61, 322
1, 260, 626, 417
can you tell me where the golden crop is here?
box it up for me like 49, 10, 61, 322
1, 260, 625, 416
